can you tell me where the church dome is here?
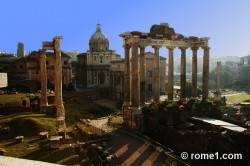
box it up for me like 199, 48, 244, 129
89, 23, 109, 51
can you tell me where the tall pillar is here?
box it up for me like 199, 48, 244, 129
216, 62, 221, 91
131, 43, 140, 107
39, 49, 48, 112
53, 36, 66, 135
167, 47, 174, 100
153, 46, 161, 102
202, 47, 210, 100
180, 47, 187, 99
191, 47, 199, 99
123, 45, 131, 106
139, 46, 146, 103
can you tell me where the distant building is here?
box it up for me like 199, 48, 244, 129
225, 61, 240, 82
239, 55, 250, 85
17, 42, 25, 58
76, 23, 122, 88
110, 59, 124, 100
109, 52, 167, 101
64, 50, 79, 61
145, 52, 167, 97
8, 51, 72, 91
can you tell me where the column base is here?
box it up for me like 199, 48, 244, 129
56, 116, 66, 139
191, 97, 198, 100
123, 102, 131, 107
58, 129, 66, 140
40, 104, 48, 113
123, 106, 143, 130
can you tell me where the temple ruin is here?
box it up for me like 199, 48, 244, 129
119, 23, 210, 128
41, 36, 66, 136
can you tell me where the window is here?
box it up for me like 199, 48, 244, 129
148, 70, 153, 78
94, 56, 96, 61
148, 84, 152, 92
36, 69, 38, 74
100, 56, 103, 63
46, 61, 49, 65
64, 61, 67, 65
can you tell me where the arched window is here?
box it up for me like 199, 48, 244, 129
100, 56, 103, 63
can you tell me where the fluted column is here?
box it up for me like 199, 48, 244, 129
53, 36, 65, 118
123, 44, 131, 106
202, 47, 210, 100
191, 47, 199, 99
39, 49, 48, 111
167, 47, 175, 100
153, 46, 161, 102
131, 43, 140, 107
180, 47, 187, 99
139, 46, 146, 103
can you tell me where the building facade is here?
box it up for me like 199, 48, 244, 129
8, 51, 72, 91
145, 52, 167, 98
77, 23, 122, 88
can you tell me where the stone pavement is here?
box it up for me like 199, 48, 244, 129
105, 132, 170, 166
192, 117, 247, 132
0, 156, 62, 166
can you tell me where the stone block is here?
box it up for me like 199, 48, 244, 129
15, 136, 24, 143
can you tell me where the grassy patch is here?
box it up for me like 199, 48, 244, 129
225, 94, 250, 104
0, 113, 57, 138
108, 116, 123, 127
64, 99, 116, 126
0, 137, 84, 165
0, 93, 28, 106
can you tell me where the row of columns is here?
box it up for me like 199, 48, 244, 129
123, 44, 210, 108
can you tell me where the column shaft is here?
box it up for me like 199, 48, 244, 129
53, 37, 65, 118
167, 47, 174, 100
202, 47, 210, 100
180, 47, 187, 99
139, 46, 146, 103
39, 49, 48, 107
153, 46, 160, 102
191, 47, 198, 98
123, 45, 130, 106
131, 43, 140, 107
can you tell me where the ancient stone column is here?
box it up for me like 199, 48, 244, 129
216, 62, 221, 91
202, 47, 210, 100
153, 46, 161, 102
191, 47, 199, 99
39, 49, 48, 112
139, 46, 146, 103
53, 36, 66, 133
167, 47, 174, 100
123, 44, 131, 106
131, 43, 140, 107
180, 47, 187, 99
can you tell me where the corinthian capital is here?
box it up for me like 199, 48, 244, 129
152, 45, 161, 51
191, 47, 199, 51
53, 36, 64, 51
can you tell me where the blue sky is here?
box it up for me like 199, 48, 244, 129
0, 0, 250, 58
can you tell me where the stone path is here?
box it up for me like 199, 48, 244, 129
192, 117, 247, 132
0, 156, 61, 166
105, 132, 170, 166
